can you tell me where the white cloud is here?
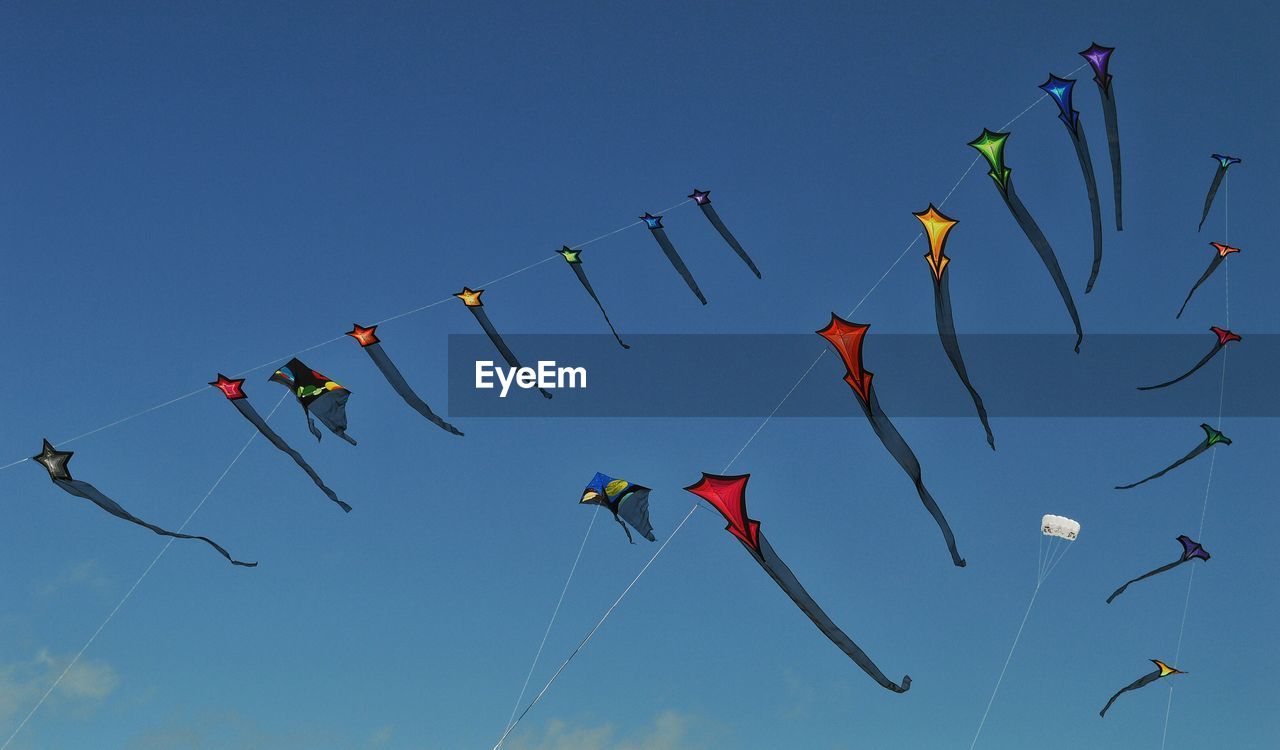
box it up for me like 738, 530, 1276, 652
0, 649, 119, 726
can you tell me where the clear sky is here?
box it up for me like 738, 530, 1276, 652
1, 1, 1276, 749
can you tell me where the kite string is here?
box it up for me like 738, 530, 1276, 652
496, 504, 600, 749
968, 582, 1041, 750
490, 69, 1080, 748
0, 200, 695, 475
0, 391, 290, 750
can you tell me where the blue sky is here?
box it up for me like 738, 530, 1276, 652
1, 1, 1276, 748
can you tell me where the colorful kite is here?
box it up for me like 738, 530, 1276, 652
1079, 43, 1123, 231
1197, 154, 1242, 232
640, 212, 707, 305
579, 472, 654, 544
269, 357, 357, 445
556, 247, 629, 349
1100, 660, 1184, 718
817, 314, 966, 567
1137, 327, 1239, 391
346, 324, 464, 436
1115, 423, 1229, 490
455, 287, 552, 399
210, 374, 352, 513
33, 439, 255, 567
915, 205, 994, 449
1039, 74, 1105, 292
1176, 242, 1240, 319
689, 189, 761, 278
685, 473, 911, 693
1106, 535, 1210, 604
969, 129, 1083, 352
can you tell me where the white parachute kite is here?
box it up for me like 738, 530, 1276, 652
1041, 514, 1081, 541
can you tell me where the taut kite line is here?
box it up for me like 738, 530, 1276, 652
818, 314, 966, 567
1106, 535, 1210, 604
455, 287, 553, 399
1039, 74, 1105, 292
969, 129, 1083, 352
1114, 423, 1229, 490
557, 247, 629, 349
211, 374, 352, 513
689, 189, 761, 278
1100, 660, 1184, 718
640, 212, 707, 305
686, 473, 911, 693
1177, 242, 1240, 319
346, 324, 464, 436
1197, 154, 1241, 231
915, 204, 994, 449
33, 440, 255, 567
1080, 43, 1123, 231
1137, 327, 1239, 391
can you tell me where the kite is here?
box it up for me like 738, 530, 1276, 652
1115, 423, 1229, 490
346, 324, 464, 436
1137, 327, 1239, 391
1039, 74, 1105, 293
640, 212, 707, 305
455, 287, 552, 399
556, 247, 629, 349
1100, 660, 1185, 718
33, 439, 255, 567
1106, 535, 1210, 604
914, 205, 994, 449
269, 357, 357, 445
689, 189, 761, 278
1176, 242, 1240, 319
1080, 43, 1123, 231
685, 472, 911, 693
817, 314, 966, 567
578, 472, 655, 544
210, 374, 352, 513
1197, 154, 1242, 232
969, 129, 1083, 352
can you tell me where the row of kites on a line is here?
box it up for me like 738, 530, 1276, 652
26, 43, 1241, 721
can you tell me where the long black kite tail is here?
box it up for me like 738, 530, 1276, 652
1073, 126, 1105, 293
933, 274, 994, 449
1004, 181, 1084, 352
1106, 559, 1186, 604
1176, 255, 1224, 319
641, 214, 707, 304
1136, 343, 1224, 391
231, 398, 352, 512
692, 194, 761, 278
753, 532, 911, 692
1100, 668, 1164, 718
1114, 440, 1209, 489
1197, 166, 1227, 232
365, 345, 464, 436
1100, 87, 1123, 230
863, 388, 966, 567
468, 307, 553, 399
569, 263, 629, 349
54, 478, 257, 567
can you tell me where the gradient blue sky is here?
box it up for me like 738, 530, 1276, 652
1, 2, 1276, 748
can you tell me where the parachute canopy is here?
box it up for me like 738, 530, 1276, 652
1041, 514, 1080, 541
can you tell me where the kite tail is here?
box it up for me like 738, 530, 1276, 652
650, 229, 708, 305
934, 275, 995, 450
1004, 183, 1083, 352
570, 265, 630, 349
699, 204, 762, 278
753, 533, 911, 693
1099, 670, 1159, 718
1106, 559, 1186, 603
304, 412, 324, 442
865, 389, 967, 567
471, 308, 553, 399
1197, 167, 1226, 232
1136, 345, 1222, 391
364, 345, 464, 435
1100, 86, 1123, 231
231, 400, 352, 512
1176, 256, 1223, 319
612, 513, 635, 544
1114, 441, 1209, 489
56, 479, 257, 567
1072, 127, 1105, 293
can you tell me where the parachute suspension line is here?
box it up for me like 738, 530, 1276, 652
1162, 174, 1232, 750
968, 582, 1041, 750
497, 504, 601, 749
